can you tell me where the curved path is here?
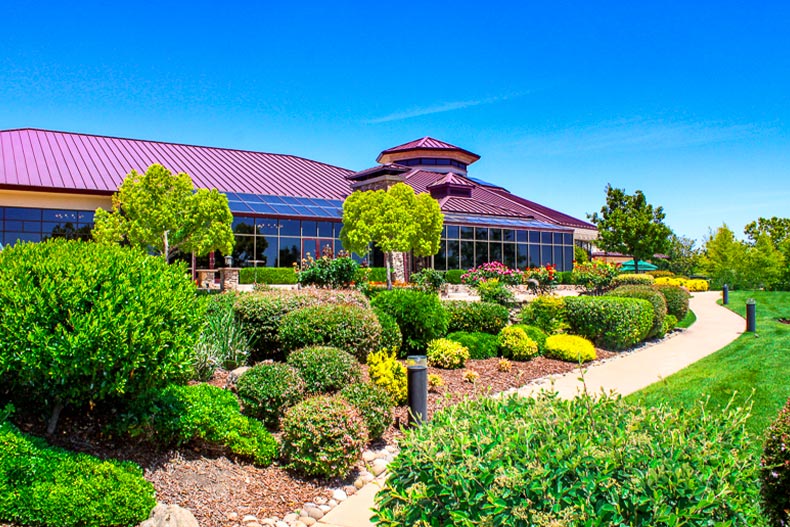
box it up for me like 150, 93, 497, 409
317, 290, 744, 527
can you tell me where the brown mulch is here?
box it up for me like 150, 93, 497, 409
7, 350, 616, 527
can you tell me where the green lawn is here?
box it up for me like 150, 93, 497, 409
628, 291, 790, 444
676, 308, 696, 329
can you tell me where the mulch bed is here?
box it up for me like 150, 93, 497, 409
7, 350, 616, 527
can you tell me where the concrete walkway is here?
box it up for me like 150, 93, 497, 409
316, 291, 744, 527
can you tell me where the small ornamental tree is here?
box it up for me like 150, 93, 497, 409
340, 183, 443, 289
92, 163, 235, 262
587, 185, 672, 274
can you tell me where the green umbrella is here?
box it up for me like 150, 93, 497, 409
619, 259, 658, 272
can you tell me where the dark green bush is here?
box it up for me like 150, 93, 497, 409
236, 363, 305, 428
286, 346, 362, 394
281, 395, 368, 478
564, 296, 653, 350
340, 383, 393, 440
518, 295, 567, 334
556, 270, 573, 284
511, 324, 548, 353
371, 289, 449, 355
762, 397, 790, 526
655, 284, 690, 320
297, 256, 359, 288
118, 383, 277, 466
475, 280, 515, 306
444, 269, 465, 284
364, 267, 388, 283
374, 393, 761, 526
607, 285, 668, 338
443, 301, 509, 335
446, 331, 499, 359
0, 420, 155, 527
193, 292, 250, 380
411, 268, 446, 294
0, 239, 203, 431
278, 304, 382, 361
234, 288, 369, 358
239, 267, 298, 285
374, 308, 402, 353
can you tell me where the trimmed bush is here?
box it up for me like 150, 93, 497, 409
286, 346, 361, 395
443, 301, 510, 335
654, 276, 710, 292
647, 270, 675, 279
607, 285, 668, 338
511, 324, 548, 353
411, 268, 446, 294
193, 292, 250, 381
371, 289, 449, 355
0, 240, 203, 432
426, 338, 470, 369
761, 397, 790, 526
556, 270, 573, 284
340, 383, 394, 440
446, 331, 499, 360
365, 267, 389, 283
662, 313, 678, 334
564, 296, 653, 350
236, 363, 305, 428
0, 420, 155, 527
655, 284, 690, 320
367, 349, 407, 405
239, 267, 298, 285
611, 273, 655, 287
497, 326, 539, 361
518, 295, 567, 334
544, 334, 596, 363
444, 269, 465, 284
278, 304, 382, 361
234, 288, 369, 358
373, 308, 402, 353
119, 384, 278, 467
475, 279, 515, 306
281, 395, 368, 478
374, 393, 761, 526
297, 256, 359, 288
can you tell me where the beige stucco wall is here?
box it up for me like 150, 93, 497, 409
0, 189, 112, 211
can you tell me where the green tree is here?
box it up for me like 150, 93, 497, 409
92, 164, 234, 261
743, 234, 785, 290
663, 233, 700, 276
340, 183, 443, 289
699, 224, 747, 289
744, 217, 790, 247
587, 185, 672, 273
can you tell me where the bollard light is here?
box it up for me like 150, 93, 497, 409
746, 298, 757, 332
406, 355, 428, 426
224, 254, 234, 267
722, 284, 729, 305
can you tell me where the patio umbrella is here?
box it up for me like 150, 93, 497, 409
619, 259, 658, 272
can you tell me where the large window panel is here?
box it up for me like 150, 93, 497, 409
541, 232, 552, 244
317, 221, 334, 238
461, 241, 475, 269
564, 246, 574, 271
434, 241, 447, 271
553, 246, 563, 268
256, 235, 274, 266
446, 239, 460, 269
529, 244, 541, 268
460, 226, 475, 240
529, 231, 540, 243
517, 243, 528, 269
257, 218, 279, 236
489, 228, 502, 241
564, 233, 574, 245
279, 237, 301, 267
490, 242, 502, 263
475, 241, 488, 266
503, 243, 516, 269
475, 227, 488, 241
233, 236, 255, 267
446, 225, 459, 239
279, 220, 300, 237
503, 229, 516, 242
5, 208, 41, 221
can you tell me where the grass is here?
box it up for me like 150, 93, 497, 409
628, 290, 790, 444
675, 308, 696, 329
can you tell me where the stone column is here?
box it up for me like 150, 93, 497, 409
391, 252, 406, 283
219, 267, 240, 291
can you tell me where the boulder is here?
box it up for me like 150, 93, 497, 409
139, 504, 199, 527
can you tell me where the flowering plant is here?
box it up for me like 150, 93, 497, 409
461, 261, 523, 287
294, 245, 358, 288
572, 260, 620, 295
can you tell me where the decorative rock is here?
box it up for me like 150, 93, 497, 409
226, 366, 251, 388
275, 522, 289, 527
293, 522, 307, 527
302, 519, 317, 527
370, 459, 388, 477
260, 520, 276, 527
332, 489, 348, 502
247, 523, 262, 527
362, 450, 376, 462
354, 478, 365, 489
228, 512, 239, 521
139, 504, 199, 527
386, 445, 398, 453
313, 496, 328, 505
283, 513, 298, 523
242, 515, 259, 523
328, 499, 338, 507
343, 485, 357, 496
304, 506, 324, 520
318, 505, 331, 513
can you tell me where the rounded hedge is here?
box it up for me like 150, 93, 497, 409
497, 326, 539, 361
0, 239, 203, 428
373, 308, 403, 353
511, 324, 548, 353
374, 393, 761, 526
281, 395, 368, 478
442, 301, 510, 335
278, 304, 382, 361
606, 285, 668, 338
426, 338, 470, 369
611, 273, 655, 287
563, 296, 653, 350
654, 284, 690, 320
340, 382, 394, 440
518, 295, 567, 334
286, 346, 361, 394
446, 331, 499, 360
761, 397, 790, 526
544, 334, 596, 363
236, 363, 305, 428
371, 289, 449, 355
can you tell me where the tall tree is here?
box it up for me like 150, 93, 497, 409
340, 183, 443, 289
587, 185, 672, 273
92, 164, 235, 262
699, 224, 747, 289
664, 233, 700, 276
744, 217, 790, 247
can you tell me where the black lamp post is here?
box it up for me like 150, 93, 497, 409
722, 284, 729, 305
746, 298, 757, 332
406, 355, 428, 426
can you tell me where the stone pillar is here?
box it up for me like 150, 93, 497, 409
391, 252, 406, 283
219, 268, 240, 291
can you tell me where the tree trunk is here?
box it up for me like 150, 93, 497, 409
634, 258, 640, 274
163, 230, 170, 263
47, 400, 64, 435
385, 252, 393, 290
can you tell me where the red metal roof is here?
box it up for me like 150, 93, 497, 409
0, 128, 353, 200
426, 172, 475, 188
379, 136, 481, 160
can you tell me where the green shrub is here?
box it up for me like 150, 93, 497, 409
426, 338, 470, 369
286, 346, 361, 394
443, 301, 510, 335
340, 383, 394, 440
239, 267, 298, 285
573, 245, 589, 263
236, 363, 305, 428
655, 284, 690, 320
365, 267, 389, 283
371, 289, 449, 355
281, 395, 368, 478
511, 324, 548, 353
497, 326, 539, 361
193, 292, 251, 380
556, 270, 573, 284
278, 304, 382, 361
234, 288, 369, 358
0, 420, 155, 527
373, 393, 761, 526
544, 334, 596, 363
475, 279, 515, 306
646, 270, 675, 278
564, 296, 653, 350
444, 269, 465, 284
367, 349, 407, 405
118, 383, 277, 467
572, 260, 620, 295
662, 314, 678, 334
611, 273, 655, 287
518, 295, 567, 334
761, 397, 790, 526
446, 332, 499, 360
373, 308, 402, 353
411, 268, 446, 294
0, 239, 203, 432
297, 256, 359, 288
607, 285, 668, 338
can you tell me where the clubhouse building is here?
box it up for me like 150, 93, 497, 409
0, 129, 596, 273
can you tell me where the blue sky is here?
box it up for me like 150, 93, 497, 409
2, 1, 788, 243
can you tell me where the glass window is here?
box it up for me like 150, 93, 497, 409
279, 237, 300, 267
5, 232, 40, 244
4, 220, 22, 231
554, 232, 565, 244
0, 207, 4, 221
435, 241, 447, 271
475, 241, 488, 266
460, 226, 474, 240
503, 244, 516, 269
446, 225, 459, 239
475, 228, 488, 241
529, 231, 540, 243
516, 230, 527, 243
42, 209, 78, 222
317, 221, 334, 238
564, 233, 574, 245
22, 221, 41, 233
503, 229, 516, 242
461, 241, 475, 269
489, 228, 502, 241
541, 232, 552, 245
233, 236, 255, 267
257, 218, 279, 236
517, 243, 528, 268
564, 246, 574, 271
446, 239, 460, 269
255, 235, 274, 265
490, 242, 502, 263
529, 245, 541, 268
5, 207, 41, 221
279, 220, 300, 237
78, 210, 95, 223
301, 221, 317, 237
232, 217, 255, 234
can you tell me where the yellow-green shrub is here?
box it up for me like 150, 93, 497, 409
611, 273, 655, 287
366, 349, 407, 405
655, 277, 709, 292
427, 339, 470, 369
544, 334, 596, 363
497, 326, 539, 361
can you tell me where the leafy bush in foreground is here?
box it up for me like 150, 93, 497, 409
611, 273, 655, 287
193, 292, 250, 380
446, 331, 499, 359
371, 289, 448, 355
286, 346, 361, 395
606, 285, 668, 338
497, 326, 539, 361
443, 300, 510, 335
340, 382, 394, 440
367, 349, 407, 405
374, 393, 761, 526
762, 397, 790, 526
239, 267, 298, 285
373, 308, 402, 353
511, 324, 548, 353
518, 295, 567, 334
655, 283, 690, 320
564, 296, 653, 350
236, 363, 305, 428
